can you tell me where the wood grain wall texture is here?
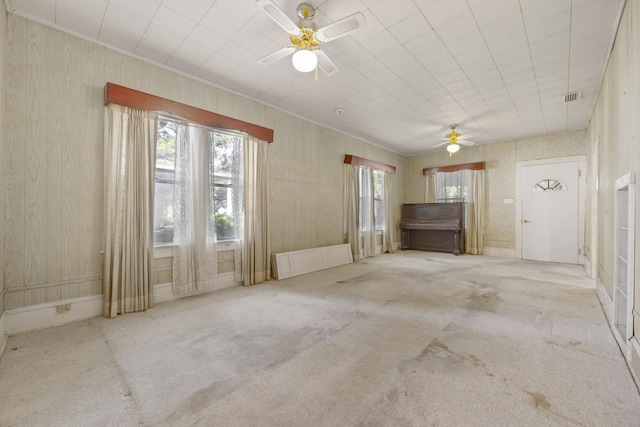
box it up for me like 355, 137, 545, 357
588, 0, 640, 308
0, 0, 7, 315
5, 18, 104, 309
3, 16, 407, 310
405, 130, 587, 253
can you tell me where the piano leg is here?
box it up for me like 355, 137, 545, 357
453, 231, 461, 255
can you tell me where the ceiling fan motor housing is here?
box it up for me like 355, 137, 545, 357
297, 3, 315, 20
292, 3, 319, 50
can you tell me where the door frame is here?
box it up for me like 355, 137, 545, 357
515, 156, 587, 264
612, 171, 635, 356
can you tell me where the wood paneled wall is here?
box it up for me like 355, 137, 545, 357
587, 0, 640, 331
0, 1, 7, 315
3, 15, 406, 311
4, 18, 104, 309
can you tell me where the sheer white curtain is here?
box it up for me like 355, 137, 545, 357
172, 123, 217, 295
427, 168, 485, 254
425, 173, 437, 202
243, 135, 270, 286
344, 164, 360, 262
466, 169, 485, 254
383, 172, 394, 253
103, 105, 157, 318
360, 166, 376, 258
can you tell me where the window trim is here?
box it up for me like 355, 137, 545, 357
423, 161, 485, 175
105, 82, 274, 142
344, 154, 396, 174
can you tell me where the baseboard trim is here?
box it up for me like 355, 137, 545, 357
0, 311, 7, 357
629, 338, 640, 387
583, 257, 594, 278
6, 295, 103, 335
596, 278, 614, 325
482, 247, 516, 258
154, 273, 240, 303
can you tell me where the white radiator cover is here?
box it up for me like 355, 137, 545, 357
272, 244, 353, 280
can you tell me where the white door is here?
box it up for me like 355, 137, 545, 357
521, 161, 579, 264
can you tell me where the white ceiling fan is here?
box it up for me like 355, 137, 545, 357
432, 124, 479, 155
256, 0, 366, 76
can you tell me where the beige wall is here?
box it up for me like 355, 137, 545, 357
406, 130, 587, 253
588, 0, 640, 333
2, 16, 406, 311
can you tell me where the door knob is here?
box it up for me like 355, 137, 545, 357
523, 219, 530, 223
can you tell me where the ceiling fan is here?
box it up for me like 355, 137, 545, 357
432, 125, 479, 156
256, 0, 366, 76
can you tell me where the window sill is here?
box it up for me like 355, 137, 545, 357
153, 240, 240, 259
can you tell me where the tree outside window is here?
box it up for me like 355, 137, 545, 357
153, 119, 243, 245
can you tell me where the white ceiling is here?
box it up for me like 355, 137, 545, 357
5, 0, 624, 155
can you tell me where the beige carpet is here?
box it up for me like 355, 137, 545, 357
1, 251, 639, 426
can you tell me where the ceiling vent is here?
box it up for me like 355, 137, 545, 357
563, 91, 582, 103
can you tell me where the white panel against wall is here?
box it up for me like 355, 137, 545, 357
272, 244, 353, 280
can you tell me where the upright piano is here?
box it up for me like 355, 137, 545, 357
400, 203, 465, 255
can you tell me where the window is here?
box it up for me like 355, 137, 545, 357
359, 167, 385, 231
436, 170, 468, 203
154, 119, 177, 245
153, 118, 243, 245
532, 179, 567, 192
211, 130, 243, 241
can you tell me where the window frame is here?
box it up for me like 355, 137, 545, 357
153, 117, 244, 247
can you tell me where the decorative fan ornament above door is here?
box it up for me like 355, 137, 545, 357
256, 0, 366, 76
432, 125, 479, 156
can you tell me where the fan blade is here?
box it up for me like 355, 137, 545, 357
257, 46, 296, 65
315, 49, 339, 75
458, 140, 476, 146
256, 0, 301, 36
431, 141, 449, 148
458, 132, 479, 140
315, 12, 366, 42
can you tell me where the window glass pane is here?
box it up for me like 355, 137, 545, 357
532, 179, 567, 192
374, 170, 384, 230
211, 130, 243, 241
436, 170, 468, 202
153, 118, 244, 245
154, 181, 174, 245
154, 119, 177, 245
358, 167, 365, 230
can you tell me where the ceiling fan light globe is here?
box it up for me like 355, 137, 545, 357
447, 143, 460, 153
292, 49, 317, 72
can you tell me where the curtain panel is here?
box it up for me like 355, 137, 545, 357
360, 167, 377, 258
103, 105, 157, 318
466, 169, 485, 254
424, 168, 485, 255
243, 135, 270, 286
383, 172, 394, 253
425, 173, 437, 203
343, 164, 360, 262
172, 124, 218, 295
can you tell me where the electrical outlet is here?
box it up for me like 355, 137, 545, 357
56, 304, 71, 314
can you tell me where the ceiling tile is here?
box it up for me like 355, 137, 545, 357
5, 0, 623, 155
135, 23, 185, 63
389, 13, 432, 43
162, 0, 213, 22
56, 0, 107, 39
152, 5, 198, 38
370, 0, 420, 28
417, 0, 470, 29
